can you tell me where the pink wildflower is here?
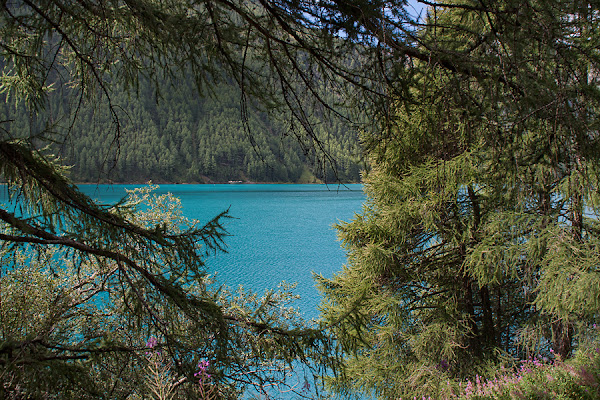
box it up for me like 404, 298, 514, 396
195, 360, 211, 384
465, 380, 474, 396
145, 337, 159, 355
146, 337, 158, 349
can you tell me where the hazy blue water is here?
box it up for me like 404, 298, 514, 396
79, 184, 365, 320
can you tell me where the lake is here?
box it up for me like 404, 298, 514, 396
79, 183, 365, 320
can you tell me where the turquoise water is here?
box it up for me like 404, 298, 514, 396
79, 184, 365, 320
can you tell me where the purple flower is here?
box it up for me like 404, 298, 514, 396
195, 360, 211, 384
197, 360, 209, 371
465, 380, 474, 396
144, 337, 160, 355
146, 337, 158, 349
439, 359, 449, 370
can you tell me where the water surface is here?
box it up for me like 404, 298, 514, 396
80, 184, 365, 319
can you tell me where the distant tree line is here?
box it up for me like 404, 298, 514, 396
1, 74, 362, 184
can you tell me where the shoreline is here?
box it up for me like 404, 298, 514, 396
75, 180, 362, 185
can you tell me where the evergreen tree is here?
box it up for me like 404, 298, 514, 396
318, 1, 600, 398
0, 185, 335, 397
0, 0, 358, 395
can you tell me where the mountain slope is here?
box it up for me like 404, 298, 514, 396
47, 76, 363, 183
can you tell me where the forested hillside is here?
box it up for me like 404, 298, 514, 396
1, 76, 362, 184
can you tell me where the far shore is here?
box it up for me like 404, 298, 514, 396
74, 180, 362, 185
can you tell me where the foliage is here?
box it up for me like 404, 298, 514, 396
0, 75, 362, 184
436, 340, 600, 400
318, 0, 600, 398
0, 0, 375, 181
5, 0, 600, 398
0, 185, 335, 398
0, 0, 377, 396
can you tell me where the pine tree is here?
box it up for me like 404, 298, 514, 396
0, 0, 352, 395
318, 1, 600, 398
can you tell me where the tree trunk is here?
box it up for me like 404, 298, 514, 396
552, 319, 573, 359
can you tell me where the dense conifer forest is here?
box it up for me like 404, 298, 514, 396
1, 75, 362, 184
